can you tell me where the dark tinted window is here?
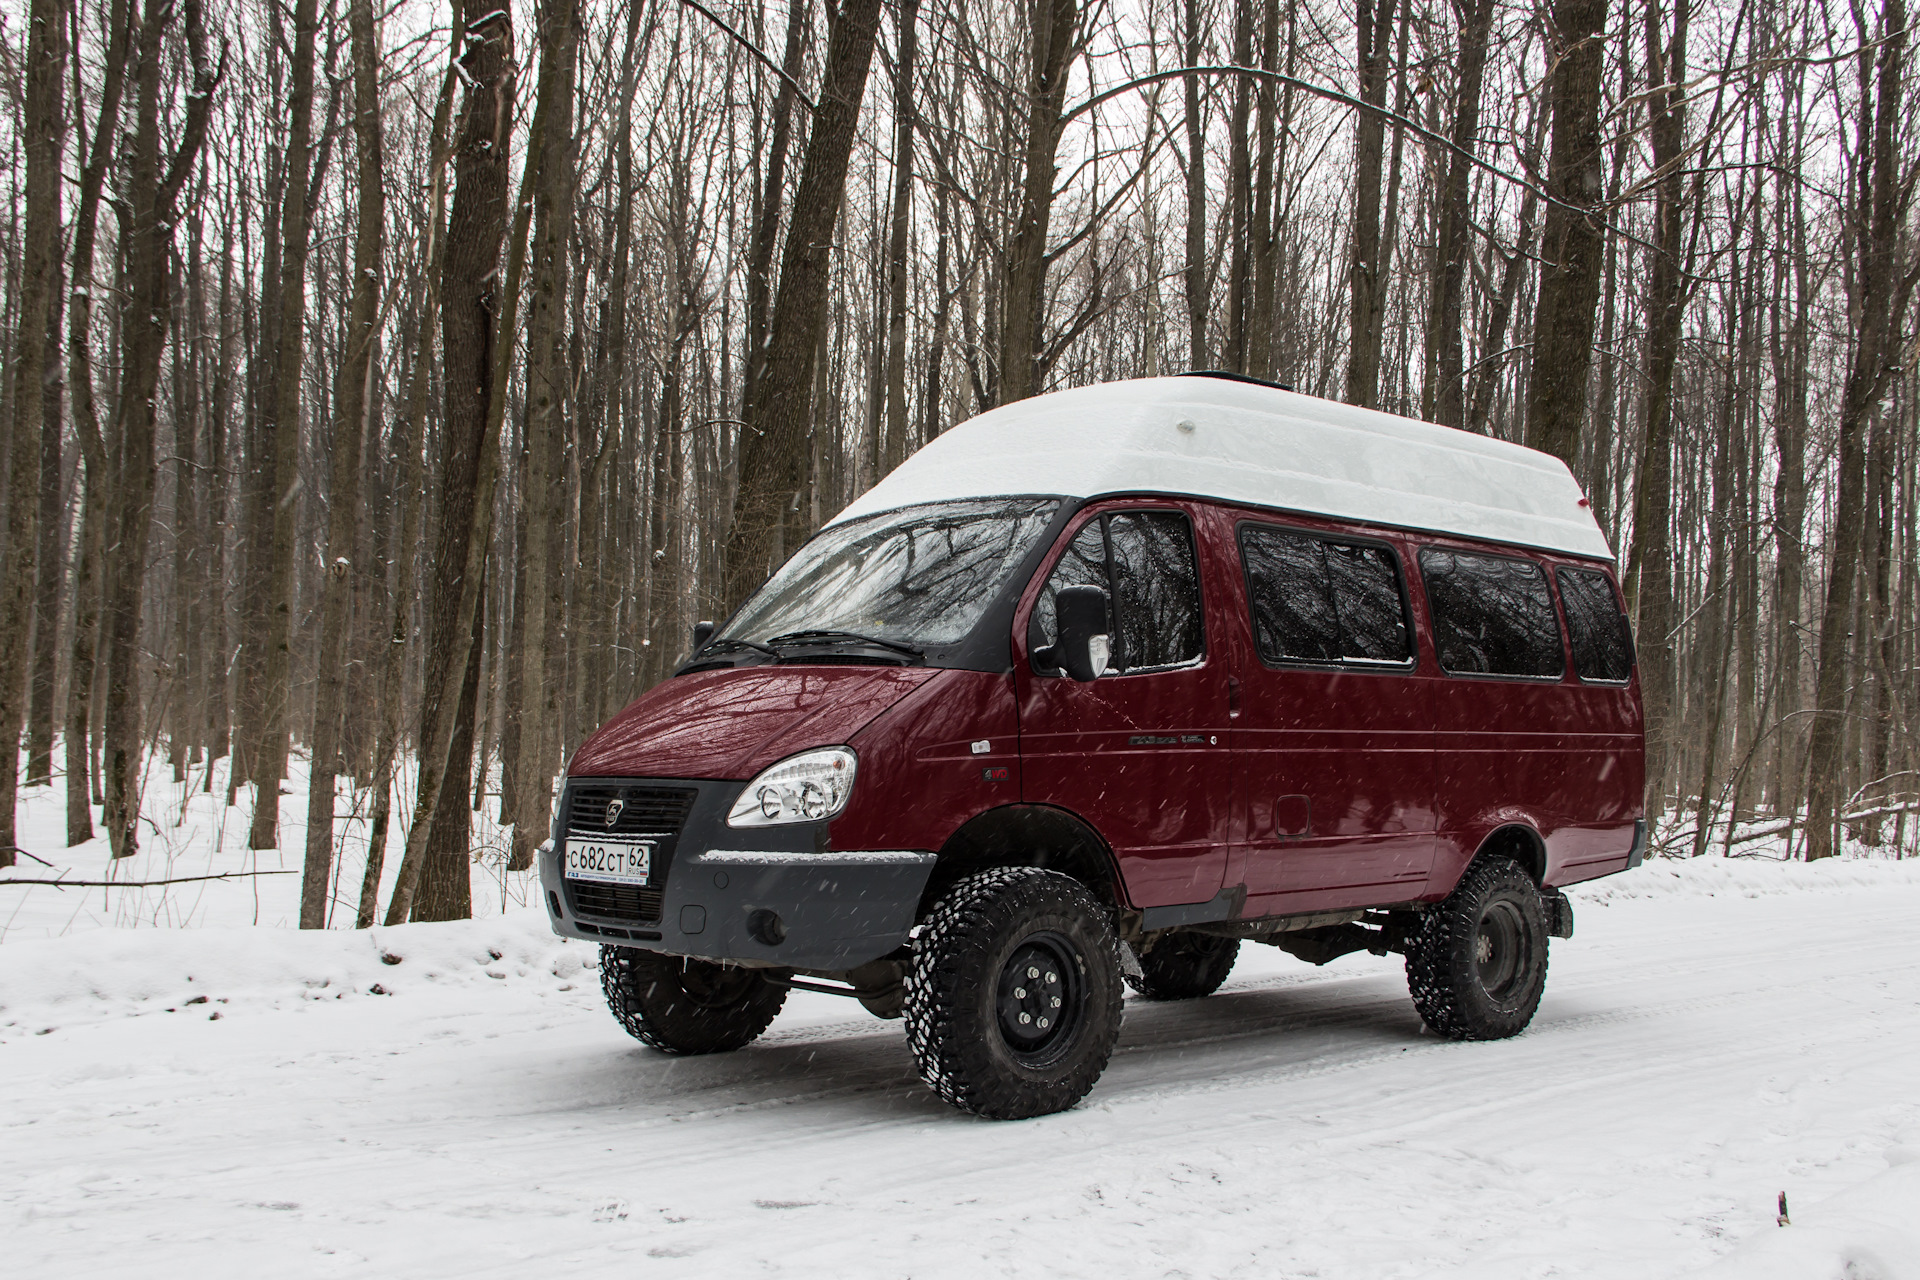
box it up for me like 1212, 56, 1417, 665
1241, 527, 1411, 665
1108, 512, 1205, 669
1557, 566, 1635, 681
1419, 549, 1564, 677
1031, 511, 1203, 673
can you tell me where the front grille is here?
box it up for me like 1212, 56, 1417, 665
566, 785, 697, 838
566, 881, 665, 923
562, 782, 697, 926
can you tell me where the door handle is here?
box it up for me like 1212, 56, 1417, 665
1228, 675, 1242, 718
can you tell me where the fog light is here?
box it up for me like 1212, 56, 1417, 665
747, 909, 786, 946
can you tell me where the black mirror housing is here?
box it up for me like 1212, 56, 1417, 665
1047, 585, 1110, 682
692, 620, 716, 653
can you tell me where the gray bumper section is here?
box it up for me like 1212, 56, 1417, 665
543, 838, 935, 972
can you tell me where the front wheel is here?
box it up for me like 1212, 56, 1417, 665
904, 868, 1124, 1120
1404, 857, 1549, 1040
600, 945, 788, 1054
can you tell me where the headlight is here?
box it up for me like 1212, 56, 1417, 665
726, 748, 858, 827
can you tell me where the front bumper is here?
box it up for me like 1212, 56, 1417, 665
540, 776, 936, 972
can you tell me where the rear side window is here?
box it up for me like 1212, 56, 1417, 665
1557, 566, 1635, 682
1031, 511, 1204, 673
1419, 549, 1564, 678
1240, 527, 1411, 665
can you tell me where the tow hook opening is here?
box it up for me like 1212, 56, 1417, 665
747, 909, 787, 946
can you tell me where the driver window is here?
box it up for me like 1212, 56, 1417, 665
1030, 511, 1204, 675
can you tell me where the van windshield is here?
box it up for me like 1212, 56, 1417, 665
712, 498, 1061, 659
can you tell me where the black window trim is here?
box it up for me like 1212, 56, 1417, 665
1029, 504, 1209, 679
1553, 562, 1636, 686
1416, 543, 1569, 683
1235, 519, 1418, 673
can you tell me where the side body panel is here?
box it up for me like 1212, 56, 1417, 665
833, 669, 1024, 851
1011, 499, 1234, 909
1219, 513, 1437, 916
1409, 536, 1645, 894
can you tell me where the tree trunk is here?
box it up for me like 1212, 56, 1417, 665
250, 0, 322, 851
1342, 0, 1397, 408
1181, 0, 1209, 372
357, 0, 465, 927
1520, 0, 1609, 464
1421, 0, 1496, 429
1624, 0, 1692, 824
741, 0, 813, 417
386, 10, 518, 925
301, 0, 384, 927
101, 0, 216, 858
61, 0, 132, 846
995, 0, 1080, 405
1807, 1, 1914, 859
880, 0, 920, 476
26, 247, 66, 788
507, 0, 581, 874
0, 0, 67, 865
721, 0, 885, 613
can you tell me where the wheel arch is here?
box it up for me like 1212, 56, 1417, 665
920, 804, 1125, 915
1471, 822, 1548, 886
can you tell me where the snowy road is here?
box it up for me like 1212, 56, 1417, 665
6, 860, 1920, 1278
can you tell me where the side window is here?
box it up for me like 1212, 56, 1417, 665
1030, 511, 1204, 674
1107, 512, 1205, 669
1557, 566, 1635, 682
1419, 549, 1564, 678
1030, 522, 1109, 651
1240, 526, 1411, 665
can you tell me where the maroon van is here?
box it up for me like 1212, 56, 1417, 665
541, 374, 1645, 1119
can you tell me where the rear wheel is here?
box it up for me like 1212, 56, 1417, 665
904, 868, 1124, 1120
600, 945, 787, 1054
1126, 931, 1239, 1000
1404, 857, 1548, 1040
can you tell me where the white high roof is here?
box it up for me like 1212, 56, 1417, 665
830, 376, 1613, 560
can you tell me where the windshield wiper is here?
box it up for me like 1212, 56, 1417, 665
696, 637, 779, 660
763, 629, 925, 661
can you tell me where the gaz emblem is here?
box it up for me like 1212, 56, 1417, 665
604, 797, 625, 829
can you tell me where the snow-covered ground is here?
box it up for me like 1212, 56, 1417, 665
4, 755, 1920, 1278
1, 745, 540, 939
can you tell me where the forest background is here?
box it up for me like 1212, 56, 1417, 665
0, 0, 1915, 927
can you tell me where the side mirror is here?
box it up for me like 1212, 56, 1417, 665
691, 620, 715, 653
1042, 585, 1111, 682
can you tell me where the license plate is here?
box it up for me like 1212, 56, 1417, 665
563, 840, 654, 886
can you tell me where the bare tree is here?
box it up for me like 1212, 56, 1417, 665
0, 0, 67, 866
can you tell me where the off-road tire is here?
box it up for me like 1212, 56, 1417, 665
903, 868, 1124, 1120
1404, 857, 1549, 1040
600, 945, 787, 1055
1126, 931, 1239, 1000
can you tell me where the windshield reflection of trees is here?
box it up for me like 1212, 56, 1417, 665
723, 498, 1059, 647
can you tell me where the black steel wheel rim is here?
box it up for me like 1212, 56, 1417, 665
995, 931, 1085, 1067
1474, 899, 1528, 999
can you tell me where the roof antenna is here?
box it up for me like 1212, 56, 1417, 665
1180, 369, 1295, 393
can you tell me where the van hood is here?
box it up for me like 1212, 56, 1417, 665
567, 665, 940, 780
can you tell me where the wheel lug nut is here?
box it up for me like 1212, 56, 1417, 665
1037, 1017, 1050, 1029
1019, 1012, 1031, 1025
1027, 967, 1039, 979
1015, 987, 1027, 999
1050, 996, 1061, 1008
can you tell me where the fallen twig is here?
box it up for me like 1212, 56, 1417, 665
0, 870, 299, 889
